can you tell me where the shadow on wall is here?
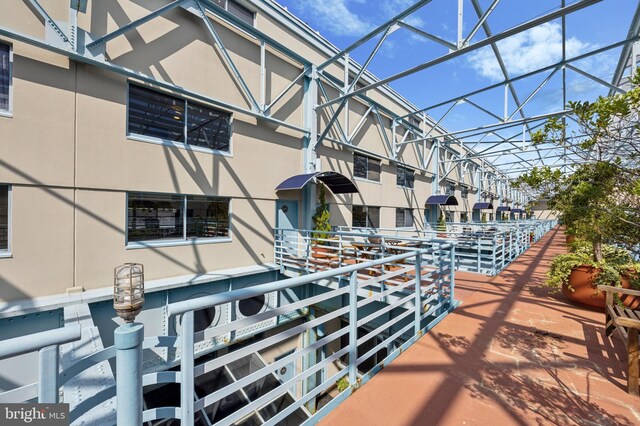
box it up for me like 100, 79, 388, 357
0, 275, 30, 310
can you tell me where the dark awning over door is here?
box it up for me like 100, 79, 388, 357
496, 206, 511, 212
472, 202, 494, 210
275, 172, 358, 194
425, 195, 459, 206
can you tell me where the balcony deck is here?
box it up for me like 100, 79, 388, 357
320, 226, 640, 425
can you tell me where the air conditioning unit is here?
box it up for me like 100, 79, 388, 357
170, 292, 232, 360
232, 290, 278, 341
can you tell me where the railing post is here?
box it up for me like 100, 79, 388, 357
476, 235, 481, 273
501, 235, 506, 269
38, 345, 59, 403
492, 235, 497, 275
181, 310, 195, 426
348, 271, 358, 385
449, 244, 456, 303
414, 252, 422, 335
115, 322, 144, 426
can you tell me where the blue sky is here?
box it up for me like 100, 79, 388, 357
274, 0, 636, 157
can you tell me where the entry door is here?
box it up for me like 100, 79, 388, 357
276, 200, 299, 255
424, 205, 439, 227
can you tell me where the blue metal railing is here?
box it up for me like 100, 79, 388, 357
0, 242, 457, 426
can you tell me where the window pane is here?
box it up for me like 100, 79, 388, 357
354, 154, 367, 179
352, 206, 366, 227
0, 43, 10, 111
186, 196, 230, 238
405, 209, 413, 227
396, 167, 404, 187
395, 208, 404, 228
407, 170, 414, 188
0, 186, 7, 250
227, 0, 254, 25
128, 85, 185, 142
128, 193, 184, 242
187, 102, 231, 152
367, 207, 380, 228
368, 159, 381, 182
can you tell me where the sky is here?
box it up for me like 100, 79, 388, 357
273, 0, 637, 169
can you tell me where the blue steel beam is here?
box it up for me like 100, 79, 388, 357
86, 0, 187, 50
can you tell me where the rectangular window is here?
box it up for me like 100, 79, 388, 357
352, 205, 380, 228
353, 154, 381, 182
0, 43, 11, 112
227, 0, 254, 25
128, 84, 231, 153
461, 187, 468, 199
213, 0, 255, 26
186, 196, 230, 238
395, 208, 413, 228
127, 193, 230, 245
447, 183, 456, 195
396, 166, 414, 189
0, 185, 9, 252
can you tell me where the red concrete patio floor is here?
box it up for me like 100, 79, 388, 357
321, 227, 640, 425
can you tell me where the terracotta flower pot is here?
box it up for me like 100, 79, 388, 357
565, 235, 576, 245
561, 265, 605, 309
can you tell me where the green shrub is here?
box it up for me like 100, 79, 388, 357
546, 239, 640, 290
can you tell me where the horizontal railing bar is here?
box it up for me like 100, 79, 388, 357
357, 292, 416, 327
355, 266, 415, 289
199, 286, 349, 341
196, 327, 349, 411
169, 250, 430, 316
215, 347, 349, 426
143, 407, 181, 422
142, 371, 181, 387
196, 306, 350, 377
356, 306, 415, 350
357, 279, 418, 310
357, 320, 414, 366
0, 325, 81, 359
0, 383, 37, 403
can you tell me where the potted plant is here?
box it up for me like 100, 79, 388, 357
436, 212, 447, 238
311, 185, 332, 258
546, 239, 640, 309
481, 212, 487, 224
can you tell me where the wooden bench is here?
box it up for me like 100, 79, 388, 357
597, 285, 640, 396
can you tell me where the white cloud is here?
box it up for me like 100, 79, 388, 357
293, 0, 372, 37
467, 22, 590, 81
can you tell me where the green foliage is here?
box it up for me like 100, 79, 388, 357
546, 239, 640, 290
312, 185, 331, 240
481, 212, 487, 223
336, 376, 349, 392
436, 212, 447, 232
513, 69, 640, 260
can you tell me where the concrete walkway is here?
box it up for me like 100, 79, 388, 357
321, 227, 640, 426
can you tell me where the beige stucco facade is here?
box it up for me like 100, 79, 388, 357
0, 0, 517, 303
